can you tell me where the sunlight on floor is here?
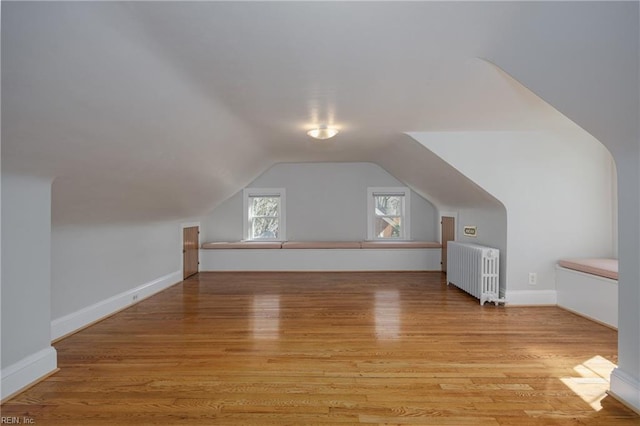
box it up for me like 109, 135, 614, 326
560, 355, 617, 411
252, 294, 280, 340
375, 290, 401, 340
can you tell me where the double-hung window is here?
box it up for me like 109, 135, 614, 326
367, 187, 410, 240
243, 188, 286, 241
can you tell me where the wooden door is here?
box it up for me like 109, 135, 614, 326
183, 226, 199, 279
441, 216, 455, 272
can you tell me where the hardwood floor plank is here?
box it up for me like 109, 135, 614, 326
2, 271, 638, 425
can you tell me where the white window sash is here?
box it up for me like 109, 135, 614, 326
243, 188, 286, 241
367, 187, 410, 240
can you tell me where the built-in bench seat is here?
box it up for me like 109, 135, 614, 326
282, 241, 362, 249
201, 241, 283, 249
200, 240, 442, 272
202, 240, 441, 249
556, 258, 618, 329
557, 258, 618, 280
360, 241, 441, 249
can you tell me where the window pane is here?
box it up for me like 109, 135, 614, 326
251, 197, 279, 217
374, 195, 403, 216
252, 217, 279, 239
375, 217, 402, 238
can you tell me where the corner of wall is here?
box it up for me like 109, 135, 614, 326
610, 368, 640, 414
0, 346, 57, 402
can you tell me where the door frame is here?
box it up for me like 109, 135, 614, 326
439, 212, 457, 273
181, 222, 200, 279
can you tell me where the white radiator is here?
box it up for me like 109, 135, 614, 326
446, 242, 503, 305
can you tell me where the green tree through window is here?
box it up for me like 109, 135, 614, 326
249, 196, 280, 239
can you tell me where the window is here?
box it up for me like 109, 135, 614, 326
243, 188, 286, 241
367, 187, 410, 240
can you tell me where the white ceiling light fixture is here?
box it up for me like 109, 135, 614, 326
307, 125, 339, 140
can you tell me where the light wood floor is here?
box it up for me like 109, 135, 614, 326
2, 272, 638, 425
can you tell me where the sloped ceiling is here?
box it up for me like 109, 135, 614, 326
2, 2, 586, 224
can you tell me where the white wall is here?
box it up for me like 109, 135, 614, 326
51, 220, 183, 329
483, 2, 639, 409
202, 191, 244, 242
1, 174, 57, 399
456, 206, 507, 251
613, 157, 640, 398
413, 131, 615, 305
203, 162, 438, 242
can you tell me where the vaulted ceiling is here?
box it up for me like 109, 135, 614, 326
1, 2, 601, 224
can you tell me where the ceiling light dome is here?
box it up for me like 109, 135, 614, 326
307, 125, 339, 140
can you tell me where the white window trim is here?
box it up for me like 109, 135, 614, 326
367, 187, 411, 240
243, 188, 286, 241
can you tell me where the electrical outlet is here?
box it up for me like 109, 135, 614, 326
528, 273, 537, 285
132, 294, 139, 302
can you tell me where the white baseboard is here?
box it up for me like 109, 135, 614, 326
505, 289, 557, 306
51, 270, 181, 341
610, 368, 640, 414
1, 346, 57, 401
